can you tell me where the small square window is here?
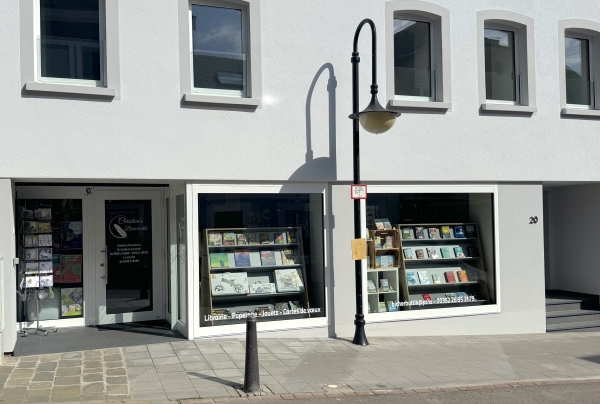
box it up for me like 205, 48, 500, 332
565, 37, 591, 106
484, 28, 517, 102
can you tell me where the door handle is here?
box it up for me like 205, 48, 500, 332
100, 245, 108, 283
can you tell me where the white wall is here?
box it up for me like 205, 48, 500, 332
0, 181, 16, 353
330, 184, 546, 336
1, 0, 600, 183
548, 184, 600, 296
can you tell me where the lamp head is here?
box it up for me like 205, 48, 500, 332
349, 95, 400, 134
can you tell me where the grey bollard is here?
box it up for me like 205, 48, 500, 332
244, 315, 260, 393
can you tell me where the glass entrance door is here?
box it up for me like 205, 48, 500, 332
94, 189, 164, 324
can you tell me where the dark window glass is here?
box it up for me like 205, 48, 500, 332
565, 37, 591, 105
394, 20, 431, 97
192, 5, 246, 94
484, 29, 516, 101
40, 0, 101, 81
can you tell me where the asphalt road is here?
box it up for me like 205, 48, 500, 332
287, 383, 600, 404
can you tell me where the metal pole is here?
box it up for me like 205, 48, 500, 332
351, 19, 376, 347
243, 315, 260, 393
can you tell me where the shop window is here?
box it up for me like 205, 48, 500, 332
365, 192, 496, 314
16, 199, 84, 322
198, 193, 325, 326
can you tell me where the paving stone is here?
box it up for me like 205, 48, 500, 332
165, 388, 200, 400
32, 372, 55, 382
29, 382, 52, 390
36, 362, 57, 372
103, 348, 121, 355
83, 351, 102, 358
132, 381, 165, 392
104, 354, 123, 362
6, 377, 32, 386
82, 383, 105, 394
107, 368, 127, 376
83, 367, 104, 374
106, 376, 128, 385
162, 379, 195, 390
83, 361, 103, 369
11, 368, 35, 378
39, 354, 60, 362
83, 373, 104, 382
127, 359, 154, 367
79, 393, 108, 402
18, 361, 38, 368
61, 352, 83, 360
133, 390, 168, 401
124, 346, 149, 353
58, 360, 82, 368
56, 367, 82, 376
124, 351, 152, 360
0, 386, 28, 400
106, 361, 125, 369
54, 376, 81, 385
52, 385, 81, 397
156, 364, 185, 373
159, 371, 189, 381
106, 384, 129, 395
153, 357, 181, 366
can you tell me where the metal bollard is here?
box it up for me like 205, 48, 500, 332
244, 315, 260, 393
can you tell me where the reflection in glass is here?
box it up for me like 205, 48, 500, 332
176, 195, 187, 324
484, 29, 516, 102
394, 20, 431, 98
565, 37, 591, 105
40, 0, 101, 81
192, 5, 246, 95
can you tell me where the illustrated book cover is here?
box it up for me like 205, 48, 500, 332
465, 225, 477, 238
422, 294, 432, 301
60, 255, 82, 283
402, 228, 411, 240
374, 236, 382, 248
441, 225, 451, 239
274, 268, 304, 292
457, 270, 469, 282
61, 287, 83, 317
428, 228, 438, 239
379, 278, 390, 292
24, 235, 38, 247
415, 249, 425, 259
367, 279, 377, 293
38, 234, 52, 247
274, 233, 286, 244
39, 261, 52, 273
249, 283, 276, 294
454, 226, 465, 238
280, 249, 297, 265
415, 227, 425, 239
260, 233, 270, 244
378, 302, 387, 312
426, 248, 438, 259
374, 219, 384, 230
25, 248, 38, 261
39, 275, 53, 287
25, 276, 39, 288
61, 221, 82, 250
444, 271, 457, 283
417, 271, 429, 284
208, 232, 222, 247
234, 251, 251, 267
247, 233, 259, 245
236, 234, 248, 246
36, 208, 51, 220
25, 221, 38, 233
406, 272, 417, 285
287, 230, 297, 243
440, 247, 454, 258
466, 269, 479, 282
382, 218, 393, 230
211, 272, 249, 295
387, 301, 397, 312
210, 253, 230, 268
432, 274, 441, 284
25, 262, 38, 274
38, 248, 53, 260
38, 222, 52, 233
260, 250, 277, 266
403, 248, 414, 259
222, 232, 236, 246
384, 235, 394, 248
375, 256, 381, 268
453, 246, 465, 257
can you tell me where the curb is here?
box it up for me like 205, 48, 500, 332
171, 378, 600, 403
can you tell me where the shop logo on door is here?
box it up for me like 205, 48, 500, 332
109, 215, 148, 239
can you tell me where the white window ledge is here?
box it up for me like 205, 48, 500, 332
184, 93, 261, 107
389, 100, 452, 110
25, 82, 116, 97
561, 107, 600, 117
481, 103, 537, 113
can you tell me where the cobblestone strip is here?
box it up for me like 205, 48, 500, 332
0, 347, 132, 403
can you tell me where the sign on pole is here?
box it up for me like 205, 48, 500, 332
351, 184, 368, 200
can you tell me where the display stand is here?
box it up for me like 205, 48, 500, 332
201, 227, 311, 326
366, 229, 401, 313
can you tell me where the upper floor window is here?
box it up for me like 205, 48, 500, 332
394, 19, 432, 100
38, 0, 104, 86
484, 28, 517, 103
191, 3, 247, 97
565, 35, 591, 106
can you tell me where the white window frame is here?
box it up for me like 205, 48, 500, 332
392, 15, 436, 103
189, 0, 248, 98
559, 20, 600, 117
477, 11, 537, 114
362, 184, 501, 324
484, 23, 520, 106
385, 0, 452, 111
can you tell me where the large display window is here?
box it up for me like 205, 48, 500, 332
364, 186, 498, 319
194, 186, 326, 334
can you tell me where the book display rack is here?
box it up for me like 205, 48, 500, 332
201, 227, 311, 326
17, 207, 58, 337
366, 229, 401, 313
398, 223, 491, 311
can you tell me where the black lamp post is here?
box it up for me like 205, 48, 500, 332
348, 19, 400, 346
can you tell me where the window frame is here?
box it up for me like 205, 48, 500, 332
385, 0, 452, 112
484, 23, 520, 106
564, 33, 593, 109
189, 0, 249, 98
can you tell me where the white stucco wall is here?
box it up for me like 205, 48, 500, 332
0, 181, 16, 355
0, 0, 599, 183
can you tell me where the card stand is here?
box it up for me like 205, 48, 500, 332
397, 223, 491, 311
366, 269, 400, 314
201, 227, 311, 327
367, 229, 406, 312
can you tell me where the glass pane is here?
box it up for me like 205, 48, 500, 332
105, 200, 153, 314
566, 37, 591, 105
40, 0, 101, 81
394, 20, 431, 97
485, 29, 516, 101
198, 194, 325, 327
366, 193, 496, 312
176, 195, 187, 324
16, 199, 84, 321
192, 5, 246, 94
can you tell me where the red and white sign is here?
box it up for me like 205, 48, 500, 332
351, 184, 368, 199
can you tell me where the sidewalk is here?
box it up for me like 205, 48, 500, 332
2, 331, 600, 403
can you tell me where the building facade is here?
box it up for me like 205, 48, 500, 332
0, 0, 599, 355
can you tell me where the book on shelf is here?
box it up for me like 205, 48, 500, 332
25, 248, 38, 261
24, 234, 38, 247
415, 227, 425, 239
454, 226, 465, 238
38, 248, 53, 260
446, 293, 457, 298
255, 306, 274, 315
382, 218, 393, 230
260, 233, 270, 244
236, 234, 248, 246
432, 274, 441, 284
375, 256, 381, 268
274, 232, 286, 244
454, 246, 465, 257
287, 230, 297, 243
38, 234, 52, 247
234, 251, 251, 267
274, 268, 305, 292
367, 279, 377, 293
456, 292, 468, 298
367, 255, 371, 268
25, 276, 39, 288
417, 271, 429, 284
402, 228, 411, 240
25, 262, 38, 274
384, 235, 394, 248
387, 301, 397, 312
428, 228, 439, 239
415, 249, 425, 259
381, 255, 394, 268
403, 248, 414, 259
210, 272, 249, 295
25, 221, 38, 233
210, 253, 229, 268
249, 283, 276, 294
39, 275, 53, 288
260, 251, 277, 266
374, 219, 384, 230
36, 208, 51, 220
466, 269, 479, 282
440, 247, 454, 258
457, 270, 469, 282
444, 271, 457, 283
379, 279, 390, 292
222, 233, 235, 246
289, 301, 303, 310
374, 237, 382, 248
38, 222, 51, 233
426, 248, 438, 259
247, 233, 259, 245
441, 226, 451, 239
280, 249, 297, 265
212, 309, 231, 317
467, 246, 479, 257
465, 225, 477, 238
275, 302, 289, 312
378, 302, 387, 312
406, 272, 418, 285
422, 294, 432, 301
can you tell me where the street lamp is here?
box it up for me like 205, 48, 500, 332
348, 19, 400, 346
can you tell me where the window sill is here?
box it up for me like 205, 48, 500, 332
183, 93, 261, 108
480, 103, 537, 113
389, 99, 452, 111
25, 82, 116, 97
561, 107, 600, 117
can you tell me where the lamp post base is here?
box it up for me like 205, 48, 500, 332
352, 314, 369, 346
